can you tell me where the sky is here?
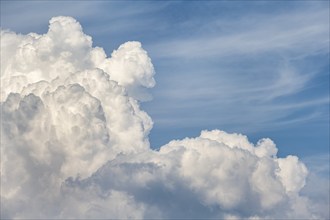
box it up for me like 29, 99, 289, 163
2, 1, 328, 159
1, 1, 329, 219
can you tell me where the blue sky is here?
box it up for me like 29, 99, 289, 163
1, 0, 329, 162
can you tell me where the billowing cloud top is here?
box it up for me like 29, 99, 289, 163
0, 16, 324, 219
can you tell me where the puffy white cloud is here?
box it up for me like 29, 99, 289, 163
1, 16, 155, 102
0, 16, 328, 219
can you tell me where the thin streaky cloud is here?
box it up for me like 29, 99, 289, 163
147, 7, 328, 59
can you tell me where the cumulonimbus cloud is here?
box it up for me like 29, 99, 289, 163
0, 16, 326, 219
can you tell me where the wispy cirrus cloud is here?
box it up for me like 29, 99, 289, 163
141, 3, 329, 142
148, 5, 328, 59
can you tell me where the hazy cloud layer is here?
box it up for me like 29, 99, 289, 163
1, 17, 328, 219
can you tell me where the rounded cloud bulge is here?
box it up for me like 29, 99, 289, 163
0, 16, 325, 219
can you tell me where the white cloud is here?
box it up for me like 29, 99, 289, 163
142, 4, 329, 133
1, 16, 328, 219
148, 6, 329, 60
